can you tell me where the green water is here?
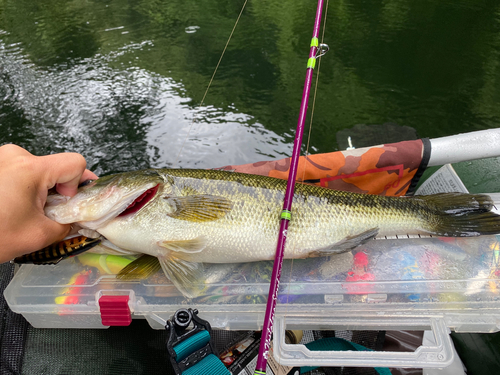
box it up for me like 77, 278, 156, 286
1, 0, 500, 175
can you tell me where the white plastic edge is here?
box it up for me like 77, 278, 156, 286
273, 316, 455, 369
428, 128, 500, 167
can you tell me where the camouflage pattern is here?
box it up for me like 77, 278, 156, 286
214, 140, 425, 196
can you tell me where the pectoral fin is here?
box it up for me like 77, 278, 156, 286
158, 255, 205, 298
116, 254, 161, 280
309, 228, 379, 257
164, 195, 233, 222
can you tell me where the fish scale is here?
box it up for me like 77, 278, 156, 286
82, 170, 478, 260
44, 168, 500, 297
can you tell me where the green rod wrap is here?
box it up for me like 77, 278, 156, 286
307, 57, 316, 69
281, 210, 292, 221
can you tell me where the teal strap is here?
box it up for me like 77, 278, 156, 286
172, 330, 230, 374
173, 330, 211, 362
300, 337, 392, 375
183, 354, 231, 375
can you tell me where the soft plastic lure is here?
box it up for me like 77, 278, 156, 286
13, 236, 101, 265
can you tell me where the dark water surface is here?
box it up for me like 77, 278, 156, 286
1, 0, 500, 175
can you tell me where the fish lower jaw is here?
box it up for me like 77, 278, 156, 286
95, 230, 159, 256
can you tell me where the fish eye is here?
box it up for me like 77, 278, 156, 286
78, 179, 95, 188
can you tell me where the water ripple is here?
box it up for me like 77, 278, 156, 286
0, 37, 291, 175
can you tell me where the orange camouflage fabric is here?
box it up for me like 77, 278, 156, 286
215, 139, 428, 197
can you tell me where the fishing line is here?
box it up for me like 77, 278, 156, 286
279, 2, 329, 372
303, 0, 329, 171
175, 0, 249, 165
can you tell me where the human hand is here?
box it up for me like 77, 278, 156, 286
0, 144, 98, 263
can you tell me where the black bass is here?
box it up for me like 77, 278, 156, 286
44, 169, 500, 296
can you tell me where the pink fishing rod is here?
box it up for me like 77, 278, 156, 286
254, 1, 326, 373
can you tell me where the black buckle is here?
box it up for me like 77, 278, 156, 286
166, 308, 217, 375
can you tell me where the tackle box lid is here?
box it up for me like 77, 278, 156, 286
4, 228, 500, 332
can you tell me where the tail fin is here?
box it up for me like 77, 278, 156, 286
418, 193, 500, 236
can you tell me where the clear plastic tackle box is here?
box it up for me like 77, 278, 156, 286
5, 224, 500, 368
4, 167, 500, 369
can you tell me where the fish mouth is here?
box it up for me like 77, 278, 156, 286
118, 184, 159, 217
45, 180, 160, 230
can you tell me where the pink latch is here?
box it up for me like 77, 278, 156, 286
98, 295, 132, 326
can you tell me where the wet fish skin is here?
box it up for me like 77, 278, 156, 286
44, 169, 500, 296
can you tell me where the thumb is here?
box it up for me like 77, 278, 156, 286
41, 153, 88, 197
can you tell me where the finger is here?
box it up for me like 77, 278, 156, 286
41, 153, 88, 196
68, 169, 99, 195
80, 169, 99, 183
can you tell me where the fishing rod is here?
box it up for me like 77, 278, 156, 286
254, 0, 327, 373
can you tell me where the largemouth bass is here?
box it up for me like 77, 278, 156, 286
44, 169, 500, 296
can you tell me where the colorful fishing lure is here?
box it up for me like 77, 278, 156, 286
13, 236, 101, 265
